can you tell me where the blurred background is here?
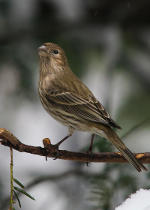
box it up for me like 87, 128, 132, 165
0, 0, 150, 210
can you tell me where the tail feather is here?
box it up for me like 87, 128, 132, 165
116, 146, 147, 172
97, 126, 147, 172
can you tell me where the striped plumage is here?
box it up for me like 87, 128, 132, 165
38, 42, 147, 172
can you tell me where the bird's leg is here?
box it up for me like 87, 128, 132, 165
86, 134, 95, 166
53, 127, 74, 160
87, 134, 95, 154
53, 134, 71, 160
54, 134, 72, 149
54, 127, 74, 149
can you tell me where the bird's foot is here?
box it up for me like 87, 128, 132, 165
86, 134, 95, 166
86, 150, 93, 166
52, 143, 61, 160
42, 138, 61, 160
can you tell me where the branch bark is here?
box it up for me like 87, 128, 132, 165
0, 128, 150, 164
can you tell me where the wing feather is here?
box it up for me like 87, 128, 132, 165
45, 90, 120, 128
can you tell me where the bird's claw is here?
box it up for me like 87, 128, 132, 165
53, 151, 60, 160
42, 138, 61, 160
86, 150, 93, 166
52, 143, 61, 160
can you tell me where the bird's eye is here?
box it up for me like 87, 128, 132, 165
52, 49, 59, 54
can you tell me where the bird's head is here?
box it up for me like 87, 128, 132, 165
38, 42, 68, 70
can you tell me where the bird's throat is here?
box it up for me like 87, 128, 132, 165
40, 57, 65, 77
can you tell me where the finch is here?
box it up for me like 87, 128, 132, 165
38, 42, 147, 172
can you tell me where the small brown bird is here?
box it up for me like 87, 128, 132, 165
38, 42, 147, 172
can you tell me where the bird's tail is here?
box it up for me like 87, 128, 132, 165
97, 126, 147, 172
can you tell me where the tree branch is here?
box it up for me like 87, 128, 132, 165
0, 128, 150, 164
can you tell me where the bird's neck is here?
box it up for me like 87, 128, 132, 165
39, 57, 51, 78
39, 57, 66, 78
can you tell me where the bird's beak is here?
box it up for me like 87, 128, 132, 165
38, 45, 47, 56
38, 45, 46, 51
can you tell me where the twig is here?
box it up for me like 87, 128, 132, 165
9, 147, 14, 210
0, 128, 150, 164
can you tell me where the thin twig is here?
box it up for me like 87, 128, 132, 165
9, 147, 13, 210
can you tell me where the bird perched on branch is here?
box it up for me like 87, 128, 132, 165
38, 42, 147, 172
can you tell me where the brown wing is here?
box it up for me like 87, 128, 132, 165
45, 90, 121, 129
